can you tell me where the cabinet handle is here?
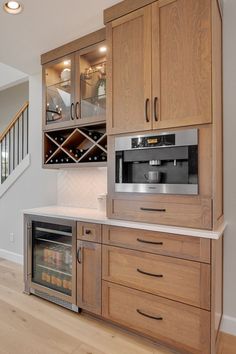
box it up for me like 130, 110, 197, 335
140, 207, 166, 212
75, 102, 80, 119
85, 229, 91, 235
70, 103, 75, 120
137, 238, 163, 246
154, 97, 158, 122
137, 268, 163, 278
77, 247, 82, 264
145, 98, 150, 123
136, 309, 163, 321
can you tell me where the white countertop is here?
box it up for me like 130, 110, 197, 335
23, 205, 226, 240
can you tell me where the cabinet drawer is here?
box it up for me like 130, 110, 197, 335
109, 198, 212, 229
102, 246, 210, 310
102, 282, 210, 354
102, 225, 211, 263
77, 222, 102, 243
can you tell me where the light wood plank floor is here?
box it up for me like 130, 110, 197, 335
0, 258, 234, 354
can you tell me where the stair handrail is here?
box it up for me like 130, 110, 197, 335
0, 101, 29, 143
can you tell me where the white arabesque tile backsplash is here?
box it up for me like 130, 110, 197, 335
57, 168, 107, 209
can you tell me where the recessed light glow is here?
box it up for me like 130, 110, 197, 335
99, 46, 107, 53
63, 60, 70, 66
4, 1, 23, 14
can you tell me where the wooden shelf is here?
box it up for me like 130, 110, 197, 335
43, 123, 107, 168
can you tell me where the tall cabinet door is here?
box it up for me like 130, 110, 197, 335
77, 241, 102, 315
152, 0, 212, 130
107, 6, 152, 135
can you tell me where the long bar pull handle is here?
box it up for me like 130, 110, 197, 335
137, 309, 163, 321
145, 98, 150, 123
140, 207, 166, 212
77, 247, 82, 264
137, 238, 163, 246
137, 268, 163, 278
154, 97, 158, 122
70, 103, 75, 120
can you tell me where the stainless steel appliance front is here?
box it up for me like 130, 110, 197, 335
115, 129, 199, 195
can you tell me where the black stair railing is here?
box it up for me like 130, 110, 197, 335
0, 101, 29, 184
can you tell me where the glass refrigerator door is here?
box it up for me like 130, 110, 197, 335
32, 221, 73, 296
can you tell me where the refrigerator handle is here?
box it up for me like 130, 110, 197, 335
77, 247, 82, 264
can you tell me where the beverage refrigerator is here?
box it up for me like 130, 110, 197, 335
24, 215, 78, 312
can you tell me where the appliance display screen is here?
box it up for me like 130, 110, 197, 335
132, 134, 175, 148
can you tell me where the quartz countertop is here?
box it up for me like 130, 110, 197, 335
23, 205, 226, 240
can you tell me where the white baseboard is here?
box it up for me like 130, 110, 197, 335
0, 249, 23, 265
221, 315, 236, 336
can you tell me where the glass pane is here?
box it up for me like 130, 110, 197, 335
32, 221, 73, 296
45, 59, 72, 125
80, 45, 106, 120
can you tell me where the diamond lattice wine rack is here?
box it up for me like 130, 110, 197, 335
43, 124, 107, 168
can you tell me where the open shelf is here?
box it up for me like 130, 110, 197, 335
44, 123, 107, 168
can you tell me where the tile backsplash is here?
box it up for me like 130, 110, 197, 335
57, 168, 107, 209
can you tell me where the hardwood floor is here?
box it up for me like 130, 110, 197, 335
0, 258, 234, 354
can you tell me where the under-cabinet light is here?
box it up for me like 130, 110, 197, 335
99, 46, 107, 53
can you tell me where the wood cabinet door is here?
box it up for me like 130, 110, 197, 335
107, 6, 152, 135
77, 241, 101, 315
152, 0, 212, 130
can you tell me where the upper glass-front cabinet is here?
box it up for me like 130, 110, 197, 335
43, 42, 107, 130
78, 44, 107, 124
44, 55, 75, 129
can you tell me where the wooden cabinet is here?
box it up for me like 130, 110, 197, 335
107, 7, 152, 134
43, 33, 107, 131
152, 0, 212, 130
102, 225, 211, 263
77, 240, 102, 315
107, 0, 212, 135
102, 281, 211, 354
102, 245, 210, 309
41, 29, 109, 168
77, 222, 102, 243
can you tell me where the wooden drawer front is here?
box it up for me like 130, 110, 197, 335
102, 246, 210, 310
102, 282, 210, 354
102, 225, 211, 263
77, 222, 102, 243
110, 198, 212, 230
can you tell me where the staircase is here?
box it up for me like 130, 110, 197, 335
0, 102, 29, 186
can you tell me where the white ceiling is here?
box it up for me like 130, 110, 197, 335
0, 0, 119, 74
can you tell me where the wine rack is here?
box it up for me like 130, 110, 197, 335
44, 124, 107, 167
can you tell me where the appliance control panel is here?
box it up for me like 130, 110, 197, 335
132, 134, 175, 149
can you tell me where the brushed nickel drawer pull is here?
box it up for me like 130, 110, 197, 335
137, 238, 163, 246
137, 309, 163, 321
140, 207, 166, 212
137, 268, 163, 278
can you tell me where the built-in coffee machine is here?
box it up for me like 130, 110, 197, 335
115, 129, 198, 195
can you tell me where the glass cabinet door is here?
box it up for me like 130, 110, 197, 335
44, 55, 75, 128
77, 43, 107, 124
32, 221, 73, 296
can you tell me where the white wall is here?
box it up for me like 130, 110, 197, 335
0, 81, 29, 133
222, 0, 236, 334
0, 73, 57, 259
